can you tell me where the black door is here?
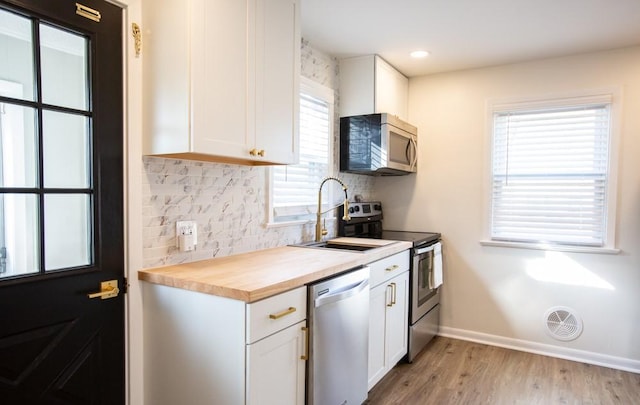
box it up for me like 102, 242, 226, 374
0, 0, 124, 403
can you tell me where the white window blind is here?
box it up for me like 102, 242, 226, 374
491, 99, 611, 247
272, 83, 332, 221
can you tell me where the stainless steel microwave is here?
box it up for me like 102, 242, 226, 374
340, 113, 417, 175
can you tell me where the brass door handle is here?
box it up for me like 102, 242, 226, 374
385, 264, 399, 272
386, 284, 393, 307
88, 280, 120, 300
269, 306, 296, 320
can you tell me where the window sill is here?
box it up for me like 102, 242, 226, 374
266, 215, 339, 229
265, 219, 314, 228
479, 240, 620, 255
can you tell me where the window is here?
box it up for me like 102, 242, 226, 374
488, 93, 618, 250
0, 11, 95, 278
269, 78, 334, 223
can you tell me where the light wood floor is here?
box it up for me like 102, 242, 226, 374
366, 337, 640, 404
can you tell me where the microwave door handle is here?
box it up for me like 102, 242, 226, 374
405, 142, 411, 166
411, 137, 418, 171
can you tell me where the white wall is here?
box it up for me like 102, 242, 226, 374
375, 47, 640, 367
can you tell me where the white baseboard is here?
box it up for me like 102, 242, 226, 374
438, 326, 640, 374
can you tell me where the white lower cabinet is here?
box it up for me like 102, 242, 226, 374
247, 320, 306, 404
367, 251, 410, 390
142, 283, 306, 405
142, 250, 412, 403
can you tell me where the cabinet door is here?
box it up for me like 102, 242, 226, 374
254, 0, 300, 164
386, 271, 409, 366
368, 271, 409, 391
375, 56, 408, 120
247, 320, 306, 405
338, 55, 376, 117
142, 0, 193, 154
368, 282, 389, 390
191, 0, 251, 159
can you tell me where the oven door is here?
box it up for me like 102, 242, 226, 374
411, 242, 442, 323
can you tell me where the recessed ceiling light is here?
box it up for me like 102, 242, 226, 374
410, 50, 430, 59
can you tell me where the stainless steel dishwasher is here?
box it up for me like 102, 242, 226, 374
307, 266, 370, 405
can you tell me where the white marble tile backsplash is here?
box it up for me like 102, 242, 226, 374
141, 40, 374, 268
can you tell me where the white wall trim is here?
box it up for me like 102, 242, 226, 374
439, 326, 640, 374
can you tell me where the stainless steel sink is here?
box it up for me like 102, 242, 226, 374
292, 241, 377, 252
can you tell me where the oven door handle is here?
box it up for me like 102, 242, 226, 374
415, 241, 441, 256
415, 245, 435, 255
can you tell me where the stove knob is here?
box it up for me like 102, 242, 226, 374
354, 206, 360, 212
349, 207, 355, 214
374, 204, 381, 211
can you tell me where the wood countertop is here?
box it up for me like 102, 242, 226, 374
138, 238, 412, 303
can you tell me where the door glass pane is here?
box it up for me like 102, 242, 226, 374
0, 8, 36, 101
40, 23, 88, 111
0, 103, 37, 187
44, 194, 91, 271
0, 194, 39, 278
42, 110, 90, 188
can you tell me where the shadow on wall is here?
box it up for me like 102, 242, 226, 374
372, 174, 418, 230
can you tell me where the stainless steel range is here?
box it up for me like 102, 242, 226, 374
338, 201, 443, 362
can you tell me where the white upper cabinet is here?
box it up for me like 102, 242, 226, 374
143, 0, 300, 165
339, 55, 408, 120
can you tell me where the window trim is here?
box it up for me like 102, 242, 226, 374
481, 88, 621, 254
266, 77, 335, 227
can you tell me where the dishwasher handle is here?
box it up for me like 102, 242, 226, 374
314, 278, 369, 308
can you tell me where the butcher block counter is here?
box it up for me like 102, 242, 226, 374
138, 237, 412, 303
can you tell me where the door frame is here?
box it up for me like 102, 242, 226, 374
116, 0, 144, 404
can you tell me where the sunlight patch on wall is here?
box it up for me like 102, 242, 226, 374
525, 251, 615, 290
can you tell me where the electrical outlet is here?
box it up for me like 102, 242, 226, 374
176, 220, 197, 249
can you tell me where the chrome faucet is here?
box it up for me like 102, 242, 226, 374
315, 177, 351, 242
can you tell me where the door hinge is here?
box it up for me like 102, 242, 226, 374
132, 23, 141, 57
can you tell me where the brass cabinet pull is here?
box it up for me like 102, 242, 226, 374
249, 148, 258, 156
301, 326, 309, 360
386, 285, 393, 307
257, 149, 265, 157
88, 280, 119, 300
385, 264, 399, 272
269, 306, 296, 320
391, 282, 397, 306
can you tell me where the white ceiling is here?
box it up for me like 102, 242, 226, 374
300, 0, 640, 77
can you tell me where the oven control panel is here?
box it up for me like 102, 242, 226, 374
348, 202, 382, 218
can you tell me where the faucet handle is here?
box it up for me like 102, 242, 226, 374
343, 199, 351, 221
